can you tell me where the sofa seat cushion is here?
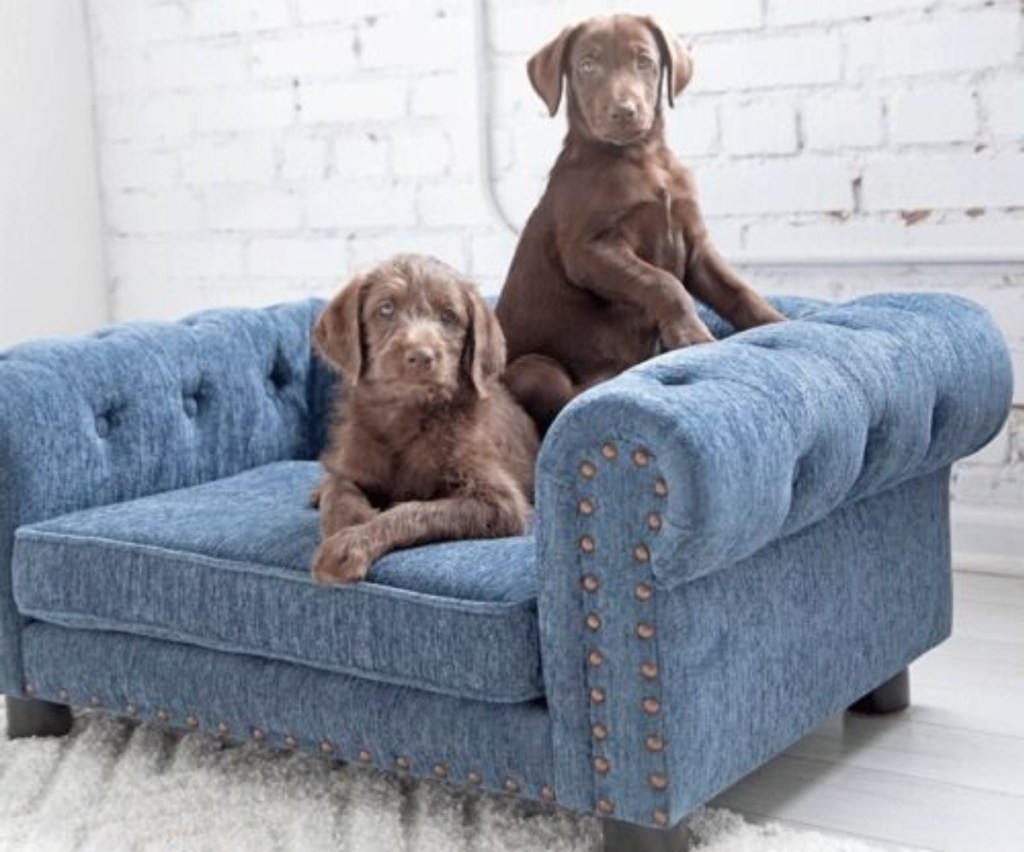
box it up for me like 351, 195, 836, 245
12, 461, 542, 704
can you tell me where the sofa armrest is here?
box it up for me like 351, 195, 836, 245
0, 299, 322, 693
541, 292, 1012, 589
534, 292, 1012, 824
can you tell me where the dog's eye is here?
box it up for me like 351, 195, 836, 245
578, 58, 598, 75
440, 308, 459, 326
377, 301, 395, 318
637, 54, 655, 71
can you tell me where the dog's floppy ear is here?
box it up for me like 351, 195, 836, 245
643, 17, 694, 108
461, 287, 506, 399
527, 24, 577, 117
314, 274, 367, 385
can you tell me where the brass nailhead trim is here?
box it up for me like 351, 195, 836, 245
358, 750, 373, 764
582, 574, 600, 593
125, 703, 138, 717
647, 512, 663, 532
597, 798, 615, 815
588, 649, 605, 667
586, 612, 602, 631
156, 708, 170, 722
434, 763, 449, 779
653, 809, 669, 827
578, 498, 595, 515
590, 687, 606, 705
636, 622, 655, 640
467, 771, 483, 786
540, 785, 555, 802
632, 448, 650, 467
601, 443, 618, 460
395, 755, 411, 771
579, 535, 595, 553
579, 461, 596, 479
89, 695, 102, 707
24, 683, 36, 697
284, 735, 298, 750
593, 756, 611, 775
649, 772, 668, 790
642, 697, 661, 716
592, 723, 608, 741
645, 734, 665, 753
58, 689, 70, 703
654, 478, 669, 497
634, 544, 650, 563
504, 778, 520, 794
251, 728, 266, 743
216, 722, 231, 737
640, 661, 659, 680
185, 715, 199, 730
636, 583, 653, 601
320, 740, 335, 755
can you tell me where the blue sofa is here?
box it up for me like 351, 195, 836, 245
0, 292, 1012, 851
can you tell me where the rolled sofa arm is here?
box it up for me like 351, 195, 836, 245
0, 299, 323, 694
541, 292, 1012, 589
534, 292, 1012, 824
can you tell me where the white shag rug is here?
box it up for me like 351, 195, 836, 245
0, 706, 914, 852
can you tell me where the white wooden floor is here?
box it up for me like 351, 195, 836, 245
711, 568, 1024, 852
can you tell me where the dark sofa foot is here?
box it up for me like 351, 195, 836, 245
848, 668, 910, 715
603, 817, 692, 852
6, 696, 73, 739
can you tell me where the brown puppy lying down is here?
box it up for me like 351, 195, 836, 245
496, 14, 785, 431
311, 254, 539, 585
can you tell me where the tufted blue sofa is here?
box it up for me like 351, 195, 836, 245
0, 292, 1012, 851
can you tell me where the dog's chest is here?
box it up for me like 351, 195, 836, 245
378, 425, 461, 503
622, 184, 688, 275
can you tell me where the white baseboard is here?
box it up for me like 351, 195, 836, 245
952, 504, 1024, 578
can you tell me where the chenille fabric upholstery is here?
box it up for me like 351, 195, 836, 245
0, 292, 1012, 829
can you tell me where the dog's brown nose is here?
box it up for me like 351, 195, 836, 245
405, 347, 436, 370
611, 100, 638, 124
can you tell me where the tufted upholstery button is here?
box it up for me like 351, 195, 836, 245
183, 395, 199, 418
95, 415, 111, 439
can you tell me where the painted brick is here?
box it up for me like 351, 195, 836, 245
861, 154, 1024, 211
889, 84, 977, 145
720, 100, 798, 156
187, 0, 292, 39
204, 187, 304, 232
306, 182, 418, 229
106, 189, 204, 235
87, 0, 188, 47
846, 11, 1019, 79
247, 238, 350, 278
803, 92, 884, 151
250, 32, 359, 80
418, 181, 494, 227
101, 145, 180, 189
698, 158, 854, 216
469, 230, 517, 278
330, 134, 390, 178
511, 118, 564, 176
391, 129, 453, 177
348, 230, 466, 272
277, 137, 330, 181
180, 139, 276, 185
638, 0, 764, 35
982, 76, 1024, 139
99, 94, 194, 143
193, 88, 296, 135
110, 238, 246, 280
665, 100, 720, 157
359, 13, 471, 71
690, 33, 842, 92
300, 78, 408, 125
410, 72, 475, 118
768, 0, 933, 27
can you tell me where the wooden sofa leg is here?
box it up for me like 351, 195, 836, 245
603, 817, 692, 852
848, 668, 910, 715
6, 696, 73, 739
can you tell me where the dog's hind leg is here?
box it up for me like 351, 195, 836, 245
503, 354, 577, 435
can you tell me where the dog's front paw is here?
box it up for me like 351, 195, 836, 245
660, 317, 716, 349
312, 526, 378, 585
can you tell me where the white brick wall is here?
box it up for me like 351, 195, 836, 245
85, 0, 1023, 514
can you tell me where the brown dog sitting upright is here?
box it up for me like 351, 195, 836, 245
496, 15, 785, 431
311, 254, 539, 585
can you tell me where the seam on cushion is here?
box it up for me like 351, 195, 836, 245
16, 606, 543, 704
14, 530, 537, 613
